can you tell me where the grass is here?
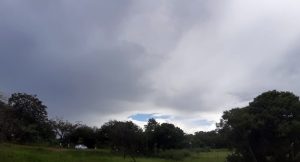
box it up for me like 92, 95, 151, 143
188, 150, 229, 162
0, 143, 229, 162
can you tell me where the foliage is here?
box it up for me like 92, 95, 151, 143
69, 125, 96, 149
8, 93, 48, 125
219, 90, 300, 162
5, 90, 300, 162
1, 91, 225, 155
193, 131, 228, 149
0, 103, 15, 141
156, 123, 185, 150
144, 118, 159, 153
0, 93, 55, 143
50, 118, 80, 147
144, 118, 185, 154
99, 120, 145, 162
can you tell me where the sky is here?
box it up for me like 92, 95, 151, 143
1, 0, 300, 133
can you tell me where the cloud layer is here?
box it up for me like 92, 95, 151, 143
1, 0, 300, 133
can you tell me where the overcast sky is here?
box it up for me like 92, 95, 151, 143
1, 0, 300, 133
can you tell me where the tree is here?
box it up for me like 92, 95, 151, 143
0, 102, 15, 141
219, 90, 300, 162
0, 92, 6, 105
145, 119, 185, 152
96, 122, 112, 148
69, 125, 96, 149
155, 123, 185, 150
0, 98, 5, 107
193, 130, 227, 148
182, 134, 194, 149
100, 120, 144, 162
144, 118, 159, 153
50, 118, 79, 147
8, 93, 48, 124
8, 93, 54, 143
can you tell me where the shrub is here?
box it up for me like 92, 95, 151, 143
226, 153, 245, 162
192, 147, 211, 153
158, 149, 191, 161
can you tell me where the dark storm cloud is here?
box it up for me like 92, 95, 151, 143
0, 0, 154, 119
2, 0, 300, 133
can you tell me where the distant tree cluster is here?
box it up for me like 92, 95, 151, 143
10, 90, 300, 162
192, 130, 227, 149
0, 92, 227, 161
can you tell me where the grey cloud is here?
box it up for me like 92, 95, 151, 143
2, 0, 300, 132
0, 0, 154, 119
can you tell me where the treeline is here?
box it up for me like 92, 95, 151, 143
0, 93, 227, 156
4, 90, 299, 162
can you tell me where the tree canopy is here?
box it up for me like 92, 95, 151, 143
219, 90, 300, 162
3, 90, 300, 162
3, 93, 55, 143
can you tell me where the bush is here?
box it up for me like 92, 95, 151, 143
295, 152, 300, 162
158, 149, 191, 161
226, 153, 245, 162
192, 147, 211, 153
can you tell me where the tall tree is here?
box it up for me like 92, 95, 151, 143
9, 93, 48, 124
100, 120, 144, 162
219, 90, 300, 162
144, 118, 159, 153
50, 118, 79, 147
0, 101, 14, 141
69, 125, 96, 148
8, 93, 54, 142
156, 123, 185, 150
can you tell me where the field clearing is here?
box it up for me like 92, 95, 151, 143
0, 144, 229, 162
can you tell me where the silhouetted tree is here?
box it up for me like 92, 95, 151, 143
8, 93, 54, 143
0, 102, 15, 141
144, 118, 159, 153
100, 120, 144, 162
193, 130, 227, 148
69, 125, 96, 148
156, 123, 185, 150
50, 118, 80, 147
219, 90, 300, 162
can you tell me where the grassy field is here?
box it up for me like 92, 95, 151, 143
0, 144, 229, 162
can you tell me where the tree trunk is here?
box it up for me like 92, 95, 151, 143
248, 145, 258, 162
130, 154, 136, 162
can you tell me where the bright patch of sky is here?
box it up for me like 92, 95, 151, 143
129, 113, 170, 122
128, 113, 217, 133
